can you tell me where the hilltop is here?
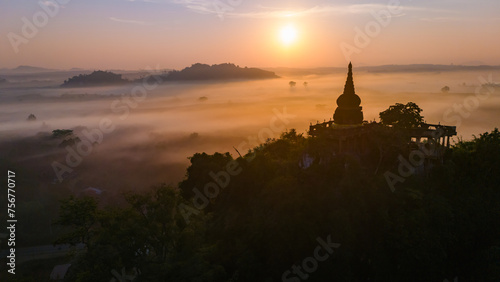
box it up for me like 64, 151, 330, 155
61, 70, 129, 87
162, 63, 279, 81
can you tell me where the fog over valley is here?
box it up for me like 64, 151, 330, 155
1, 68, 499, 193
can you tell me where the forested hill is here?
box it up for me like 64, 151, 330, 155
61, 70, 129, 87
53, 126, 500, 281
60, 63, 278, 87
163, 63, 279, 80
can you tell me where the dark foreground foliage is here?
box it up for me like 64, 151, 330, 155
54, 128, 500, 282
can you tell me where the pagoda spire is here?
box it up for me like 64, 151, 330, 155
343, 62, 355, 95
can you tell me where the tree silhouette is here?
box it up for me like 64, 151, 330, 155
54, 196, 98, 247
27, 113, 36, 121
54, 185, 225, 281
442, 86, 450, 93
289, 81, 296, 87
62, 70, 128, 87
379, 102, 424, 128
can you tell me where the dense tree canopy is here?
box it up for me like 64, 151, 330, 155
62, 71, 128, 87
379, 102, 424, 128
54, 127, 500, 281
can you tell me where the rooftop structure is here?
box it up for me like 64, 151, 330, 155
309, 63, 457, 161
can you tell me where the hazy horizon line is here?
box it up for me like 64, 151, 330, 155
2, 62, 500, 73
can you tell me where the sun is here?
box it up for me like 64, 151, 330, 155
279, 24, 298, 46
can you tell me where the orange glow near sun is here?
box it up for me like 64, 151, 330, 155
279, 24, 298, 46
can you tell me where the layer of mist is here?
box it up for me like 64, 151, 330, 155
1, 69, 499, 196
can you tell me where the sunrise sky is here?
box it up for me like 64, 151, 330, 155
2, 0, 500, 70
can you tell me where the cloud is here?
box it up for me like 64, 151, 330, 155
109, 17, 152, 25
418, 16, 497, 23
419, 17, 460, 22
170, 0, 219, 14
39, 1, 58, 7
39, 0, 67, 8
224, 6, 344, 19
123, 0, 459, 20
126, 0, 162, 2
166, 1, 457, 19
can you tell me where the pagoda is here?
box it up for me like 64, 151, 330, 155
308, 62, 456, 159
333, 62, 363, 125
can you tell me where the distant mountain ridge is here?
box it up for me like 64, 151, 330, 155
361, 64, 500, 73
2, 63, 499, 76
265, 64, 500, 76
13, 65, 56, 73
0, 65, 58, 74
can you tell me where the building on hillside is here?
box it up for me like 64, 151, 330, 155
308, 63, 457, 162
